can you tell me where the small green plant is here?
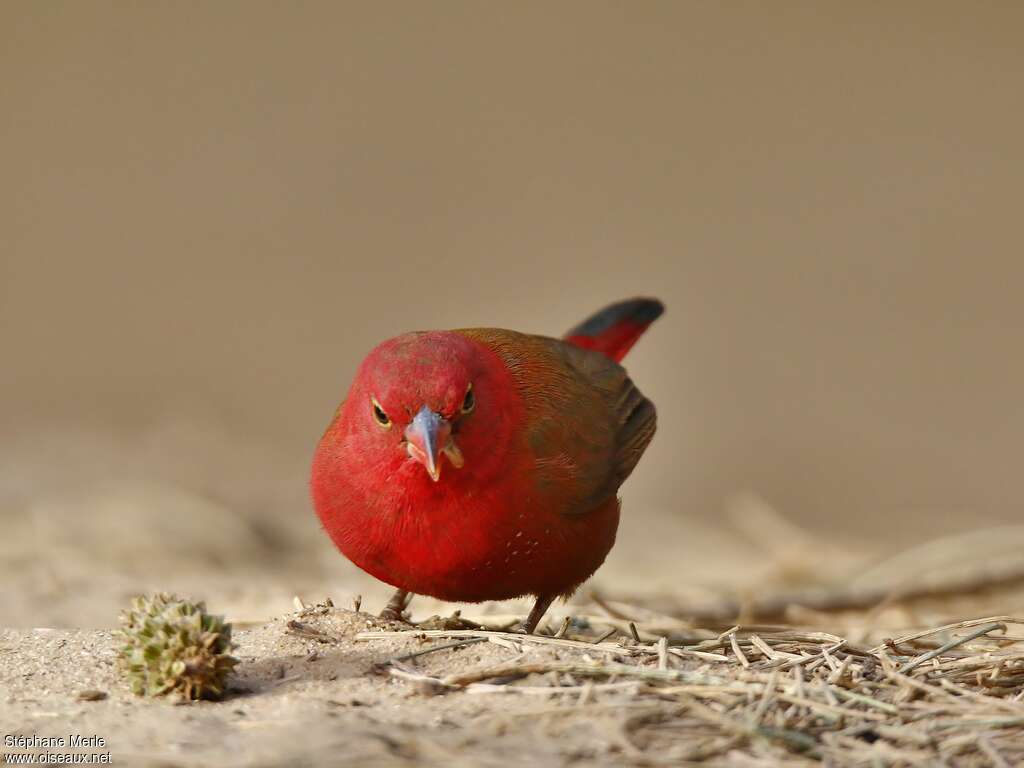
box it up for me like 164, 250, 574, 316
119, 592, 238, 700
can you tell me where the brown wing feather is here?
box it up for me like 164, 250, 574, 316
458, 329, 657, 515
555, 340, 657, 491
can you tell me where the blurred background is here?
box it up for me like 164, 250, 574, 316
4, 1, 1024, 627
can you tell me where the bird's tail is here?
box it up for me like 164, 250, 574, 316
563, 298, 664, 362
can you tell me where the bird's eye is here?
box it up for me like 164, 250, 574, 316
371, 397, 391, 428
461, 384, 475, 414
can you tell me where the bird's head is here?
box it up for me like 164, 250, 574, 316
335, 331, 519, 487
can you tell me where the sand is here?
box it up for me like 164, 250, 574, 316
7, 591, 1024, 767
1, 607, 680, 767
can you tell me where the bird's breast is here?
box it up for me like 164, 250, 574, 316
319, 471, 620, 602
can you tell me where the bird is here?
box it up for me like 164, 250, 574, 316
311, 298, 663, 633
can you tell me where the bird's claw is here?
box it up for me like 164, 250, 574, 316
379, 589, 412, 623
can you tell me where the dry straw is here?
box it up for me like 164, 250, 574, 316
353, 606, 1024, 765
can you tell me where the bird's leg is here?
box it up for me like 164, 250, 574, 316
379, 589, 412, 622
519, 594, 556, 635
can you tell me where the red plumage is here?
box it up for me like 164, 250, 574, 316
311, 298, 662, 631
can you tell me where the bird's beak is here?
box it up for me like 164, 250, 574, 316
404, 406, 464, 482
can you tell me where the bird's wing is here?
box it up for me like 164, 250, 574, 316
459, 329, 656, 515
552, 338, 657, 492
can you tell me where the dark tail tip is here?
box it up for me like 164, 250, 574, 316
566, 298, 665, 339
564, 298, 665, 362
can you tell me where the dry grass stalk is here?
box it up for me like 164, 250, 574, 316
355, 605, 1024, 765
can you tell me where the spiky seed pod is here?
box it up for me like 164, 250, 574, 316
119, 592, 238, 700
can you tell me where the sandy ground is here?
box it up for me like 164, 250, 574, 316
6, 532, 1024, 767
6, 591, 1024, 767
6, 427, 1024, 766
0, 607, 703, 768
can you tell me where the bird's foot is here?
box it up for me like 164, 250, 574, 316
516, 595, 557, 636
379, 589, 412, 623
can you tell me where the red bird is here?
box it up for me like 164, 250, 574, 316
311, 298, 662, 633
